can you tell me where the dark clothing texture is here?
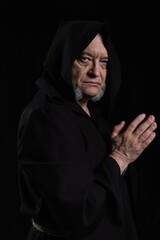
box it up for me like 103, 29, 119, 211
27, 226, 60, 240
18, 21, 139, 240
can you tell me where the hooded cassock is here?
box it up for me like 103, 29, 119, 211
18, 21, 139, 240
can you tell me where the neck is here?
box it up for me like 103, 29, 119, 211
77, 97, 90, 116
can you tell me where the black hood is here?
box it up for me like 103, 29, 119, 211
36, 20, 122, 119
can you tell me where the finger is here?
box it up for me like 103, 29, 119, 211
141, 132, 156, 150
125, 113, 146, 134
138, 121, 157, 142
133, 115, 155, 138
111, 121, 126, 138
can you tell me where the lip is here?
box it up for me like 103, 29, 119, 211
83, 81, 101, 86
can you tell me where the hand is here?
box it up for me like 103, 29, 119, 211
109, 114, 157, 174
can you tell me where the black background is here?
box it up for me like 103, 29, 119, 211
1, 0, 160, 239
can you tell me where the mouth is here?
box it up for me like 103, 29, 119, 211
82, 81, 101, 86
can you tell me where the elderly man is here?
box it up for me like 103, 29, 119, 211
18, 20, 157, 240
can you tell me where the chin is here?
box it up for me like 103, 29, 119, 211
73, 84, 106, 102
83, 88, 100, 97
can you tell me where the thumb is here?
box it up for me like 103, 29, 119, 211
111, 121, 126, 139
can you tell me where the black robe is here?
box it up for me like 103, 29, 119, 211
18, 20, 139, 240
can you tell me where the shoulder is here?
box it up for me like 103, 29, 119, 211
20, 90, 70, 124
18, 90, 73, 140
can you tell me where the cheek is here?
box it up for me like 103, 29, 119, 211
71, 66, 86, 86
71, 67, 79, 84
101, 70, 107, 85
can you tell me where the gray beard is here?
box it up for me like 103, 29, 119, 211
73, 83, 106, 102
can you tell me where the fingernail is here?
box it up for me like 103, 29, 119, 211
152, 122, 157, 128
152, 132, 156, 137
140, 113, 146, 119
149, 115, 155, 121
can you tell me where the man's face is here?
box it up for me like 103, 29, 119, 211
71, 34, 108, 99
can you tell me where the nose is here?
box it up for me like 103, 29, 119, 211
88, 60, 100, 78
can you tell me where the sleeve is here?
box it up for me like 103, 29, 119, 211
18, 107, 133, 236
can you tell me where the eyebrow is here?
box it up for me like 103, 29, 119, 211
82, 51, 109, 59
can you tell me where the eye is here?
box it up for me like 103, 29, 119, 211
77, 55, 91, 66
100, 60, 108, 68
80, 56, 91, 63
